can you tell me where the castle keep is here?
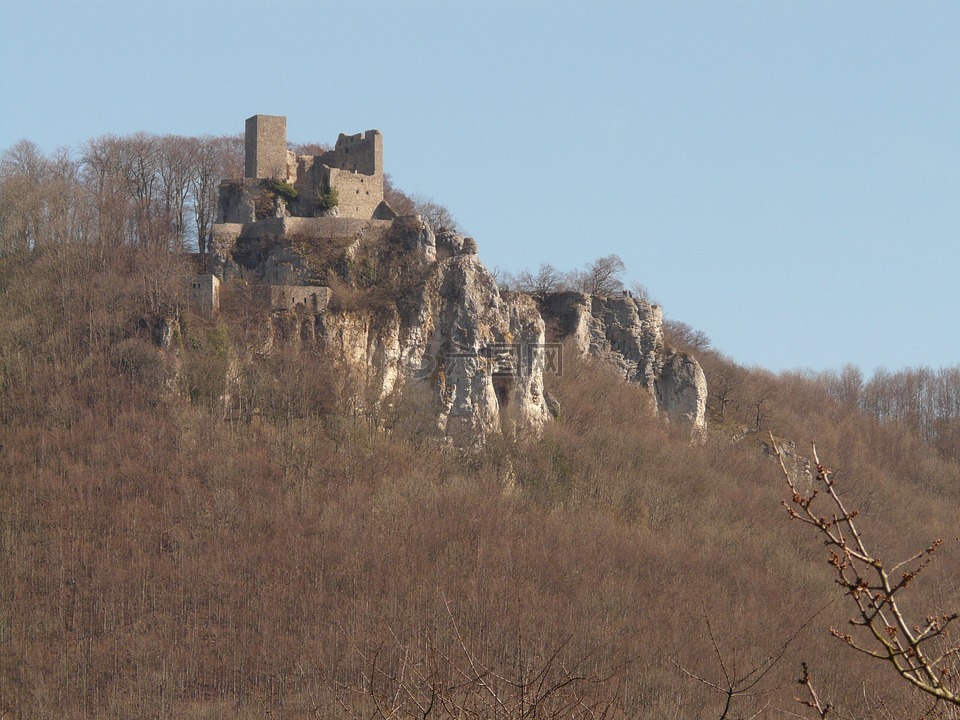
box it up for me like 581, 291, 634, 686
244, 115, 288, 180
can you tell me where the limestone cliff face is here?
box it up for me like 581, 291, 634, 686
308, 252, 551, 445
539, 292, 707, 429
656, 350, 708, 429
414, 255, 551, 443
208, 215, 705, 441
210, 219, 548, 443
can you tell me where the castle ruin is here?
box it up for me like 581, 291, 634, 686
204, 115, 404, 315
222, 114, 394, 223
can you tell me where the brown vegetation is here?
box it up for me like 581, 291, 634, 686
503, 255, 627, 297
4, 138, 960, 718
0, 133, 243, 256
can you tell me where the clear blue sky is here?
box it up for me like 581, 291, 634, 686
2, 0, 959, 374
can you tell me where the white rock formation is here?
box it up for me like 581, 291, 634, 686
312, 253, 551, 445
538, 292, 707, 430
209, 214, 705, 441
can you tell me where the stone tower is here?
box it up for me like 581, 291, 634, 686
245, 114, 287, 180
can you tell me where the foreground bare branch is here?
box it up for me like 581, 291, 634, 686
772, 433, 960, 707
795, 662, 831, 719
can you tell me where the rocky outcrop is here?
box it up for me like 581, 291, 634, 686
311, 253, 550, 445
208, 116, 706, 442
539, 292, 707, 430
414, 255, 550, 442
207, 216, 396, 283
762, 437, 813, 494
656, 350, 708, 429
207, 214, 705, 442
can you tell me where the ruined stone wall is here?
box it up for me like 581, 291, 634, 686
245, 115, 287, 179
319, 131, 382, 176
226, 216, 393, 243
312, 130, 384, 219
239, 117, 384, 219
279, 216, 394, 240
326, 168, 383, 219
211, 222, 243, 247
254, 285, 330, 313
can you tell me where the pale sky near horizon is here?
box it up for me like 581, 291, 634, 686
2, 0, 958, 374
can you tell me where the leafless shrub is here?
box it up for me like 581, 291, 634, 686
569, 254, 626, 296
323, 599, 631, 719
109, 337, 170, 387
513, 262, 569, 297
663, 319, 711, 353
412, 194, 461, 235
671, 606, 826, 720
383, 173, 416, 216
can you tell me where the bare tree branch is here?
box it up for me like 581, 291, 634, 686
772, 432, 960, 708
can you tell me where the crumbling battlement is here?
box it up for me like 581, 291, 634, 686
320, 131, 382, 176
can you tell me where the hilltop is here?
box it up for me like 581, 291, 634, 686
191, 115, 706, 446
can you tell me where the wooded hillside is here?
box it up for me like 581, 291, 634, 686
3, 138, 960, 719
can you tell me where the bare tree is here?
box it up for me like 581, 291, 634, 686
712, 371, 738, 420
412, 194, 460, 235
752, 390, 774, 431
571, 254, 626, 295
383, 173, 416, 215
630, 280, 652, 302
824, 364, 864, 408
289, 141, 331, 156
663, 319, 711, 353
124, 132, 164, 245
156, 135, 195, 250
45, 147, 85, 245
514, 262, 568, 297
323, 600, 630, 719
81, 134, 135, 245
773, 435, 960, 709
0, 140, 49, 251
189, 134, 243, 258
671, 607, 824, 720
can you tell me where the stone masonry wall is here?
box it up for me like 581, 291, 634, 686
245, 115, 287, 180
253, 285, 330, 313
187, 274, 221, 315
319, 131, 381, 176
303, 131, 384, 219
326, 168, 383, 219
239, 118, 384, 219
